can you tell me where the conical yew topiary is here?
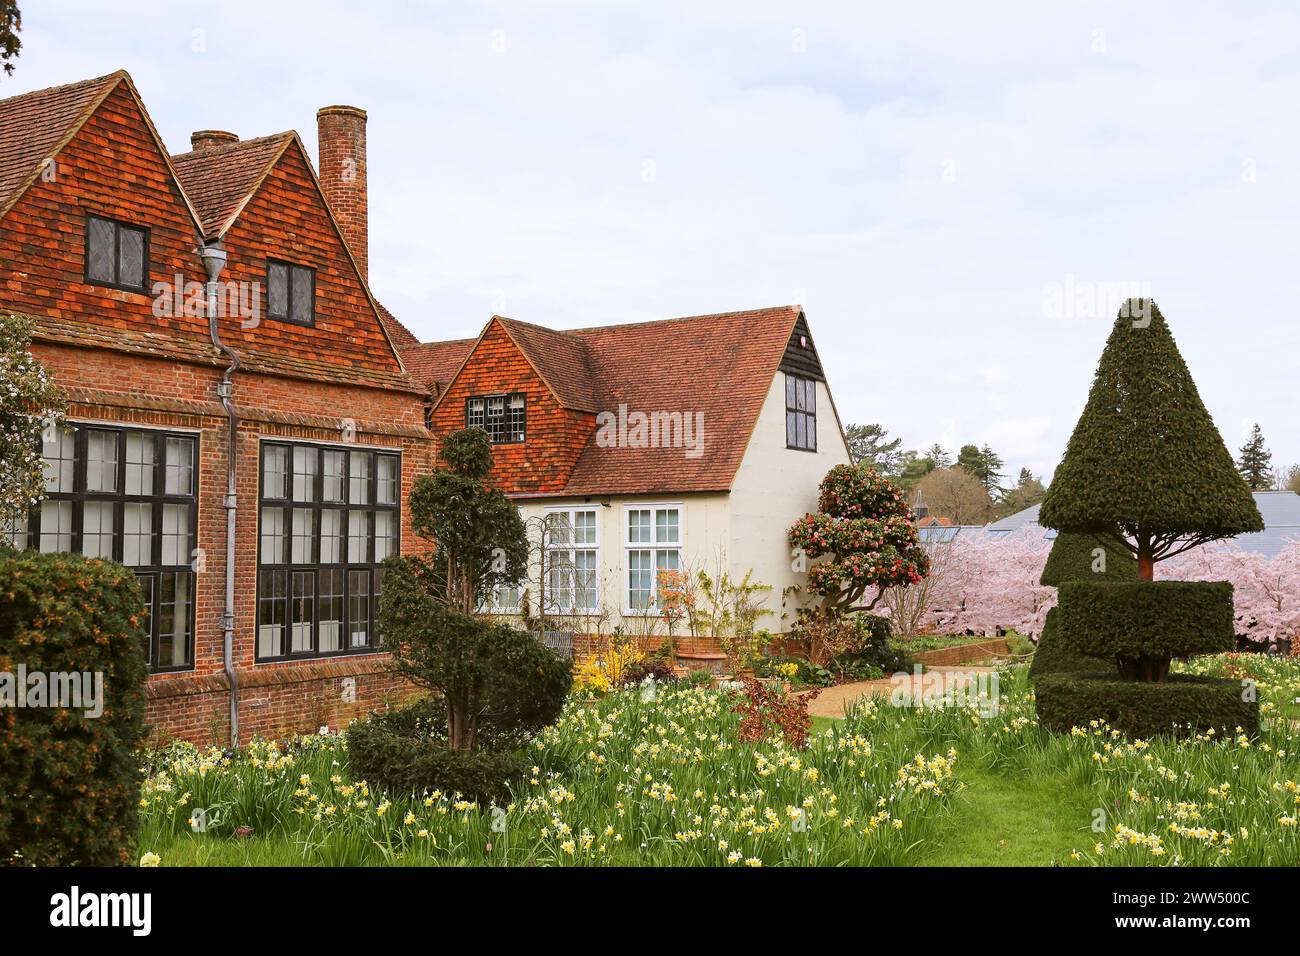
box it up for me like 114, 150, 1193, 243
1039, 300, 1262, 579
1034, 300, 1261, 736
1039, 531, 1137, 589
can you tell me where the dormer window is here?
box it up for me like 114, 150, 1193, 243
466, 393, 526, 444
267, 259, 315, 325
785, 373, 817, 451
85, 214, 148, 291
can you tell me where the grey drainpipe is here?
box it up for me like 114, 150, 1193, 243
198, 241, 241, 749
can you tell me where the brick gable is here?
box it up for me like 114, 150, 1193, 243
0, 79, 206, 344
207, 137, 408, 384
428, 318, 592, 494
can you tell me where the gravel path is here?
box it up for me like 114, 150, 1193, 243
805, 664, 1000, 719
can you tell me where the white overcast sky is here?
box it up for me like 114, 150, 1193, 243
9, 1, 1300, 482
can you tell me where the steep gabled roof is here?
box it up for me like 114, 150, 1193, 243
171, 133, 293, 239
428, 305, 830, 495
169, 132, 410, 378
375, 300, 421, 348
497, 317, 599, 413
563, 306, 804, 494
0, 70, 204, 231
400, 337, 477, 394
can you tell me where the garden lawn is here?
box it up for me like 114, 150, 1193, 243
912, 765, 1095, 866
138, 654, 1300, 867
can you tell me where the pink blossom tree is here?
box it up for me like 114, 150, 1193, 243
1159, 539, 1300, 647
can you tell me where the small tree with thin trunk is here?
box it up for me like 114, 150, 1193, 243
1, 313, 65, 530
377, 428, 568, 752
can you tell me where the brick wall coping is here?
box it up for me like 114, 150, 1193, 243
146, 654, 395, 700
64, 386, 431, 439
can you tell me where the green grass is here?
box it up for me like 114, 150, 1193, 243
138, 656, 1300, 867
910, 764, 1095, 866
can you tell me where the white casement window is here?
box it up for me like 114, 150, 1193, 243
543, 507, 599, 613
624, 505, 681, 611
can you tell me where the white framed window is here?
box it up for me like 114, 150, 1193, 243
543, 507, 599, 613
624, 504, 681, 612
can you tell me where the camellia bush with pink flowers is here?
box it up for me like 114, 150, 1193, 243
789, 464, 929, 613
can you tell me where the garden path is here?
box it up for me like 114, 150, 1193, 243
804, 665, 998, 719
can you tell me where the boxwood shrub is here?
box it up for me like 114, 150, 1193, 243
0, 551, 149, 866
346, 698, 527, 805
1035, 671, 1259, 739
1057, 580, 1234, 660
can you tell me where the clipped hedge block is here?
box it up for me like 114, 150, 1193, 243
1040, 531, 1138, 588
0, 551, 149, 866
1028, 607, 1112, 681
1058, 580, 1234, 660
1035, 672, 1258, 739
346, 698, 527, 806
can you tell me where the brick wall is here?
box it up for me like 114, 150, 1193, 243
29, 343, 437, 744
3, 78, 436, 746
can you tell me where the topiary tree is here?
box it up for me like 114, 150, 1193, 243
1035, 300, 1264, 737
406, 427, 529, 614
1029, 532, 1137, 680
1040, 301, 1262, 580
0, 312, 64, 531
356, 428, 570, 799
788, 463, 929, 614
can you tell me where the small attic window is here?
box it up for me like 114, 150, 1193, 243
267, 259, 315, 326
85, 214, 149, 292
785, 373, 817, 452
467, 393, 526, 444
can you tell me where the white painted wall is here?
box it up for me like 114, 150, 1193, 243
728, 374, 852, 627
498, 375, 848, 637
509, 491, 730, 633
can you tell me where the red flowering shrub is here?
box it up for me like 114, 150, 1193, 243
732, 678, 821, 749
789, 464, 929, 612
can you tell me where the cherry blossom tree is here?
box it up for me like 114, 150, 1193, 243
1160, 540, 1300, 648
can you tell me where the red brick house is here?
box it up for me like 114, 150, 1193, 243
405, 308, 853, 648
0, 71, 433, 745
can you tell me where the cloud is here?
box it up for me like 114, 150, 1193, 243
9, 0, 1300, 478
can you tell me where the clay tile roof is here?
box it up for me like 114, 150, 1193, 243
400, 338, 477, 394
560, 306, 802, 494
498, 316, 599, 413
171, 133, 292, 239
0, 71, 122, 218
434, 305, 811, 495
374, 300, 420, 349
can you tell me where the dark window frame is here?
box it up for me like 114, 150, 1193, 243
84, 213, 151, 293
785, 373, 818, 452
465, 392, 526, 444
256, 440, 400, 663
265, 258, 317, 326
9, 422, 198, 672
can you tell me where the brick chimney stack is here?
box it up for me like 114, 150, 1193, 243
191, 130, 238, 151
316, 105, 368, 281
